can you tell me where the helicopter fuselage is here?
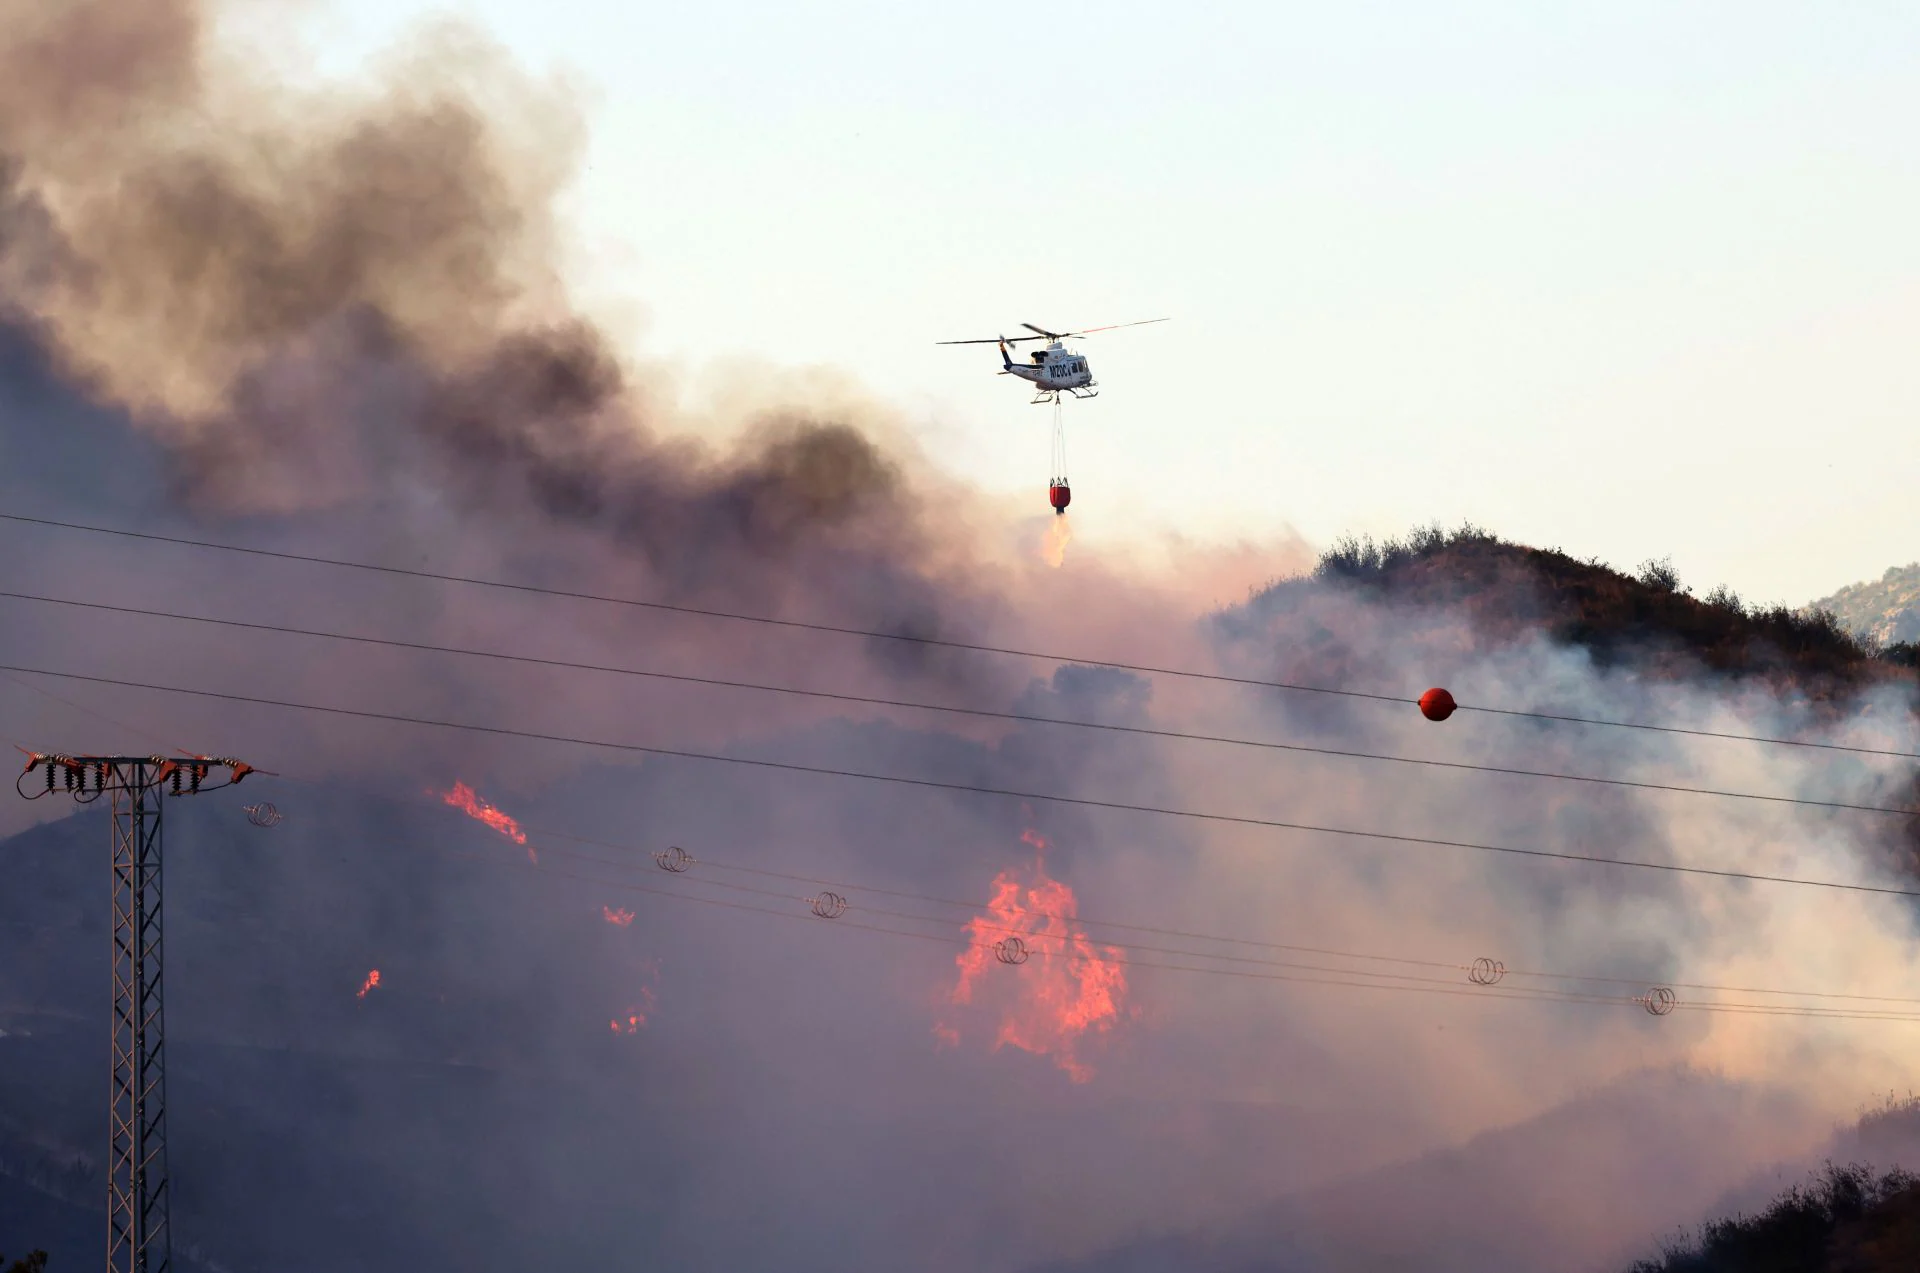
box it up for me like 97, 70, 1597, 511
1000, 340, 1094, 396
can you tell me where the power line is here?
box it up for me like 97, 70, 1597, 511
444, 840, 1628, 1012
4, 587, 1912, 818
6, 509, 1915, 760
427, 836, 1920, 1024
539, 829, 1467, 970
524, 834, 1920, 1013
0, 666, 198, 757
512, 834, 1493, 988
6, 659, 1917, 899
530, 827, 1920, 1009
8, 664, 1909, 1026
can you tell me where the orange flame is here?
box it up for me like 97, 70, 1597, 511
1041, 514, 1074, 568
439, 780, 536, 863
609, 980, 658, 1035
938, 835, 1128, 1082
603, 905, 636, 927
356, 969, 381, 999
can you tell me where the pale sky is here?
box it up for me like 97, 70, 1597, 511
285, 1, 1918, 607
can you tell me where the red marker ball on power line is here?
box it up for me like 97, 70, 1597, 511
1418, 688, 1456, 722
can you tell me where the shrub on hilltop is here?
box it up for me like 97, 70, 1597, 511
1299, 523, 1901, 698
1628, 1163, 1920, 1273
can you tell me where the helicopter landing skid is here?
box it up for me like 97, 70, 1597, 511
1031, 385, 1099, 405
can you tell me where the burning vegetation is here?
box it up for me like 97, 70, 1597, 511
939, 832, 1129, 1083
609, 963, 659, 1035
439, 780, 535, 862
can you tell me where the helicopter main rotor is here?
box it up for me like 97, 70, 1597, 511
935, 317, 1168, 346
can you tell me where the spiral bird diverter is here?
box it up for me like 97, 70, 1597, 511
242, 802, 283, 827
1638, 986, 1678, 1016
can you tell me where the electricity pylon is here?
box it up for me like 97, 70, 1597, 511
16, 752, 261, 1273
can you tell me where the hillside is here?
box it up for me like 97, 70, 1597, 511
1028, 1069, 1829, 1273
1623, 1098, 1920, 1272
1266, 525, 1918, 698
1810, 564, 1920, 649
1629, 1164, 1920, 1272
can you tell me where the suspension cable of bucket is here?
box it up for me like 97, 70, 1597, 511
1049, 398, 1070, 516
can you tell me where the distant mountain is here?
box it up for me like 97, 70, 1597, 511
1810, 564, 1920, 648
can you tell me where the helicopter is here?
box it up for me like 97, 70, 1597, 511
938, 319, 1168, 515
937, 320, 1168, 406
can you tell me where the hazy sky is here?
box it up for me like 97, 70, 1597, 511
285, 1, 1919, 606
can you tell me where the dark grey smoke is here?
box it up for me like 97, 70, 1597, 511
0, 0, 1026, 798
0, 0, 981, 642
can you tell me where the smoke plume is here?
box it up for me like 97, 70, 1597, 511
0, 0, 977, 633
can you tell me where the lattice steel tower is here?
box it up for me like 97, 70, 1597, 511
16, 752, 261, 1273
